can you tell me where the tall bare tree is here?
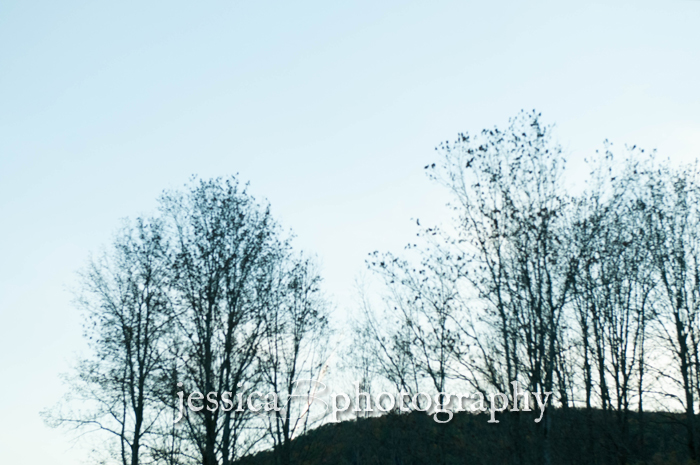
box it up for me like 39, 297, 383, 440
648, 164, 700, 461
570, 148, 657, 464
46, 217, 173, 465
160, 177, 285, 465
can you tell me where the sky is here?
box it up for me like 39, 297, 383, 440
0, 1, 699, 463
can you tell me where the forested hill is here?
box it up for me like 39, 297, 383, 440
235, 409, 695, 465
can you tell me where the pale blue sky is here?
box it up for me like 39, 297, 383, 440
1, 1, 699, 463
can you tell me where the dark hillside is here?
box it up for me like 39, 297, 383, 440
235, 409, 696, 465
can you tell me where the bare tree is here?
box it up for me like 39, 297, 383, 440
160, 177, 285, 465
46, 217, 173, 465
366, 242, 465, 396
428, 111, 575, 398
570, 147, 657, 464
648, 163, 700, 461
428, 111, 576, 465
352, 284, 423, 397
259, 257, 330, 465
354, 112, 575, 465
